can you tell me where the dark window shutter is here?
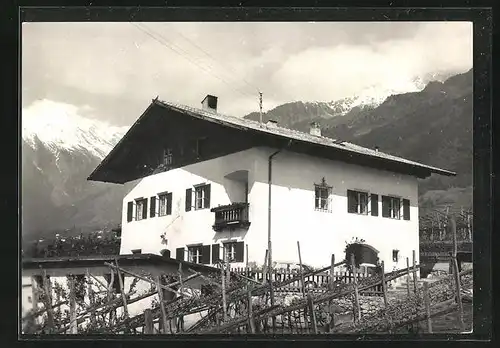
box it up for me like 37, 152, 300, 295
371, 194, 379, 216
211, 244, 220, 264
382, 196, 390, 218
142, 199, 148, 220
166, 193, 173, 215
403, 199, 410, 220
201, 245, 211, 264
150, 196, 156, 218
185, 188, 192, 211
234, 241, 244, 262
175, 247, 185, 261
347, 190, 357, 213
204, 184, 211, 209
127, 202, 134, 222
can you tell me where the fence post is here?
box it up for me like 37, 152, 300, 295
262, 250, 268, 285
86, 269, 97, 327
406, 257, 411, 298
350, 254, 361, 323
328, 254, 336, 332
68, 275, 78, 334
144, 308, 154, 334
297, 241, 306, 299
156, 276, 169, 333
450, 214, 465, 332
381, 261, 388, 308
247, 285, 256, 333
177, 263, 185, 332
41, 270, 55, 331
307, 293, 318, 334
221, 250, 228, 322
115, 259, 129, 320
423, 282, 433, 333
30, 276, 40, 327
412, 250, 418, 295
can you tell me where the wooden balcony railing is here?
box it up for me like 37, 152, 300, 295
211, 202, 250, 232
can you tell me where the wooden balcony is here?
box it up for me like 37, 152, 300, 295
211, 202, 251, 232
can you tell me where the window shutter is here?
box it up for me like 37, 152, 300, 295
185, 188, 192, 211
382, 196, 390, 218
175, 247, 185, 261
347, 190, 357, 213
371, 194, 379, 216
142, 199, 148, 220
150, 196, 156, 218
403, 199, 410, 220
166, 193, 173, 215
211, 244, 220, 264
234, 242, 244, 262
204, 184, 211, 209
201, 245, 211, 264
127, 202, 134, 222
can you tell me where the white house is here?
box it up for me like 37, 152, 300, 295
88, 95, 455, 272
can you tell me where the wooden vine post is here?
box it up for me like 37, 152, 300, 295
423, 282, 433, 333
450, 215, 465, 332
412, 250, 418, 295
405, 257, 411, 298
221, 250, 228, 323
156, 275, 169, 333
177, 263, 185, 332
86, 269, 97, 327
380, 261, 388, 307
115, 259, 129, 321
262, 250, 268, 284
144, 308, 154, 334
350, 253, 361, 324
41, 270, 55, 331
328, 254, 336, 332
307, 293, 318, 334
68, 275, 78, 334
247, 285, 256, 333
297, 241, 308, 330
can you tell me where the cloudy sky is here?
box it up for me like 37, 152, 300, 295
22, 21, 472, 127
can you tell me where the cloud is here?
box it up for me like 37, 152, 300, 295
22, 21, 472, 125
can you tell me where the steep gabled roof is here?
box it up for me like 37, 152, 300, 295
88, 98, 456, 183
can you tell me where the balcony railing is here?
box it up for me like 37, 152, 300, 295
211, 202, 250, 232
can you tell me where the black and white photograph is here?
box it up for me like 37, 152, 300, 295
20, 14, 480, 336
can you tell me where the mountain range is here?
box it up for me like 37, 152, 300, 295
21, 69, 472, 242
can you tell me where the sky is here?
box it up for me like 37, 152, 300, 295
22, 21, 473, 127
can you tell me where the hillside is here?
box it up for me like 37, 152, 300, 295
245, 69, 473, 209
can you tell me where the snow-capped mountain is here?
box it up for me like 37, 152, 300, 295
22, 100, 131, 242
22, 99, 128, 159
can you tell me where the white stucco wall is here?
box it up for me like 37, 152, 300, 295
120, 146, 419, 271
120, 148, 261, 264
247, 148, 419, 271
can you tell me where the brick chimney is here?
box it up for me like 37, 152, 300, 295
201, 95, 218, 112
309, 121, 321, 136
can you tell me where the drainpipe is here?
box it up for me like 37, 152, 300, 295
267, 140, 293, 311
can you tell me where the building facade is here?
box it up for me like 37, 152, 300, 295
89, 95, 455, 272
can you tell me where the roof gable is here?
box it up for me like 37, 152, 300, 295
88, 98, 456, 184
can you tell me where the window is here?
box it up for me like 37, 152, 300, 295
188, 245, 203, 264
347, 190, 369, 215
163, 148, 173, 166
392, 249, 399, 262
194, 184, 211, 210
382, 196, 401, 219
222, 241, 245, 263
314, 178, 332, 212
402, 199, 411, 220
135, 199, 148, 221
158, 192, 173, 216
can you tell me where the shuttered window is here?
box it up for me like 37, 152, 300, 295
127, 202, 134, 222
159, 192, 173, 216
194, 184, 211, 210
223, 241, 244, 263
175, 247, 185, 261
382, 196, 401, 219
185, 188, 192, 212
187, 245, 203, 264
314, 178, 332, 212
135, 199, 148, 221
150, 196, 156, 218
371, 194, 379, 216
211, 244, 220, 264
201, 245, 211, 264
347, 190, 369, 214
402, 199, 411, 220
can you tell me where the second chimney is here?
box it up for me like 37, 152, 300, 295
201, 94, 218, 112
309, 121, 321, 136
